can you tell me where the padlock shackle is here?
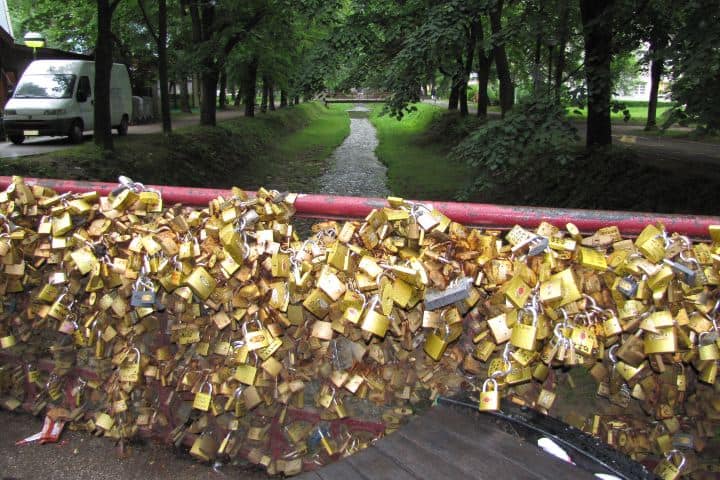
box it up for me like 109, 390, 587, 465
482, 377, 498, 391
608, 344, 619, 363
666, 449, 686, 470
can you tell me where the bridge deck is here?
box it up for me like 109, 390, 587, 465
324, 98, 386, 103
299, 402, 598, 480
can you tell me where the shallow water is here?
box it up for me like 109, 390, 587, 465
316, 107, 389, 198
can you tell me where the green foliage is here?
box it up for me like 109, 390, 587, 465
450, 97, 577, 196
669, 0, 720, 133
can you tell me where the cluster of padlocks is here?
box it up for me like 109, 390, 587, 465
0, 175, 718, 479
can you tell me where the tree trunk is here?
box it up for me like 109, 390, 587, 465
260, 77, 268, 113
294, 95, 300, 105
280, 89, 288, 108
234, 89, 241, 107
477, 23, 492, 121
645, 39, 665, 131
459, 22, 477, 117
94, 0, 118, 151
200, 69, 218, 126
580, 0, 614, 147
448, 83, 459, 110
532, 2, 544, 93
218, 68, 227, 110
243, 58, 258, 117
554, 0, 570, 102
192, 2, 218, 126
268, 81, 275, 111
158, 0, 171, 134
192, 74, 200, 109
490, 0, 514, 116
179, 77, 191, 113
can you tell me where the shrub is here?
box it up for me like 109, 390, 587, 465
450, 97, 578, 198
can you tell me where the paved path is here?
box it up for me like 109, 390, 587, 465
0, 109, 246, 159
422, 100, 720, 173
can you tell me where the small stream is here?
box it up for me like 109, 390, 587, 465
316, 105, 390, 197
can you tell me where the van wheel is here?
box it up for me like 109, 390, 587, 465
117, 115, 129, 136
9, 135, 25, 145
68, 121, 83, 144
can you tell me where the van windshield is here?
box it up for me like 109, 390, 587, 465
13, 74, 77, 99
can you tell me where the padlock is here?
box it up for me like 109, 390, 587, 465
193, 381, 213, 411
601, 310, 622, 337
698, 331, 720, 360
360, 295, 389, 337
131, 279, 156, 308
510, 307, 538, 351
424, 324, 451, 361
423, 276, 472, 310
478, 378, 500, 412
242, 319, 270, 351
653, 449, 686, 480
185, 266, 216, 301
119, 348, 141, 383
488, 313, 511, 344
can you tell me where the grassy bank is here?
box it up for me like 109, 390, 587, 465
0, 103, 350, 192
369, 103, 474, 200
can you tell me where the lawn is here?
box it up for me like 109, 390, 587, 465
369, 103, 474, 200
565, 100, 673, 124
0, 102, 350, 192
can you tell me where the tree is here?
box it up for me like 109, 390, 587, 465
579, 0, 614, 147
95, 0, 123, 151
669, 0, 720, 133
139, 0, 171, 134
489, 0, 514, 115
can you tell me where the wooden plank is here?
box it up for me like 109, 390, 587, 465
307, 459, 366, 480
345, 444, 419, 480
374, 429, 471, 479
398, 407, 594, 479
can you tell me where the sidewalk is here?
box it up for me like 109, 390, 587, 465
0, 109, 247, 159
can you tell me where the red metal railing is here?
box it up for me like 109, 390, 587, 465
1, 176, 718, 237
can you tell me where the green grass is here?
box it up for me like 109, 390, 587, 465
0, 103, 350, 192
566, 101, 673, 124
369, 103, 474, 200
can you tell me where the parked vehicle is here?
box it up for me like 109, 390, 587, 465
2, 60, 132, 145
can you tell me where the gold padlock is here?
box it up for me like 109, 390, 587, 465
478, 378, 500, 412
185, 266, 216, 301
118, 347, 141, 383
360, 295, 389, 337
698, 332, 720, 360
653, 449, 686, 480
424, 324, 451, 361
509, 307, 538, 351
643, 326, 677, 354
192, 381, 213, 411
243, 319, 270, 351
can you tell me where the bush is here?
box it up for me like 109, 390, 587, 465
421, 110, 483, 145
450, 97, 578, 198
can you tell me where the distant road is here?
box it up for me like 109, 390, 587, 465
0, 109, 245, 159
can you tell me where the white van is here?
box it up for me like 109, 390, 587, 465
3, 60, 132, 144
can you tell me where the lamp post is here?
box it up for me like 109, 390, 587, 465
23, 32, 46, 59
